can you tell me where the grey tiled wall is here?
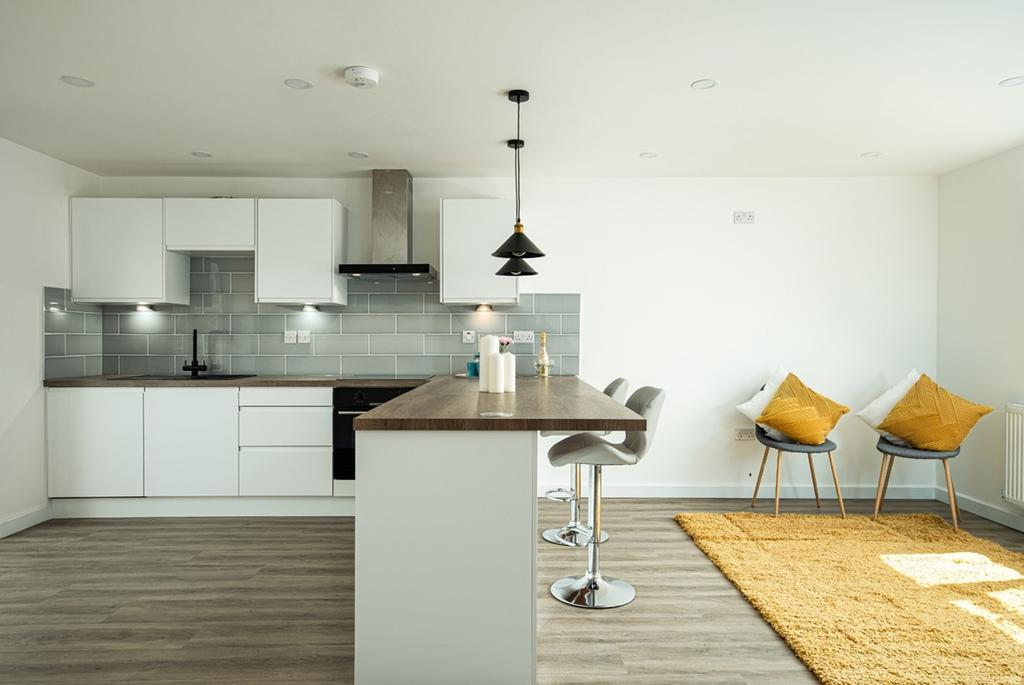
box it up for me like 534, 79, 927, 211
43, 255, 581, 378
43, 287, 103, 379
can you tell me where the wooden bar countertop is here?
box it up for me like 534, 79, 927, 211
354, 376, 646, 432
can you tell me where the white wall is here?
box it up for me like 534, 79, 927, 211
938, 143, 1024, 530
0, 138, 98, 535
100, 174, 939, 498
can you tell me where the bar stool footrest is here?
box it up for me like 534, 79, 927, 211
543, 488, 574, 503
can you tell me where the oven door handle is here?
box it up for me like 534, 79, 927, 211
336, 410, 365, 415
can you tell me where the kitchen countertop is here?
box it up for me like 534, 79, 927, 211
354, 375, 646, 432
42, 375, 431, 388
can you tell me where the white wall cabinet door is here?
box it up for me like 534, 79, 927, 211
47, 388, 144, 497
165, 198, 255, 251
441, 199, 519, 305
256, 199, 347, 304
71, 198, 189, 304
144, 388, 239, 496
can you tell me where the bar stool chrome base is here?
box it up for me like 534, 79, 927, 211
542, 524, 608, 547
550, 572, 636, 609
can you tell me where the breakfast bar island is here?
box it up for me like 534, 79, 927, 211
353, 375, 645, 685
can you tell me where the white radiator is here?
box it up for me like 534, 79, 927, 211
1006, 404, 1024, 507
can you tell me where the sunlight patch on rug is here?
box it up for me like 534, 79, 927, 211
881, 551, 1023, 587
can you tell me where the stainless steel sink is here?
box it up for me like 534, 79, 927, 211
107, 374, 256, 381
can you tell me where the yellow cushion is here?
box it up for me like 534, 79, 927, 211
876, 374, 992, 451
756, 374, 849, 445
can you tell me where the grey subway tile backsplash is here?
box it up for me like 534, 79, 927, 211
44, 273, 581, 379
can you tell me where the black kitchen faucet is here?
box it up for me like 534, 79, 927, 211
182, 328, 208, 377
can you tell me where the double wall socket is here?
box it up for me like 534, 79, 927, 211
512, 330, 535, 344
733, 211, 756, 224
284, 330, 311, 344
734, 427, 756, 441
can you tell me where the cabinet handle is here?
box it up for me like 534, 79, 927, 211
336, 410, 364, 415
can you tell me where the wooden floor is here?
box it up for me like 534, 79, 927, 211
0, 499, 1021, 684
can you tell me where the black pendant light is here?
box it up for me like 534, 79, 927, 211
495, 89, 544, 276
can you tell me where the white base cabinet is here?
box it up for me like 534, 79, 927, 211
47, 388, 144, 497
144, 388, 239, 496
240, 447, 333, 496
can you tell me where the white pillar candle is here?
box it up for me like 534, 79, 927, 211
479, 335, 498, 393
503, 352, 516, 393
488, 351, 505, 393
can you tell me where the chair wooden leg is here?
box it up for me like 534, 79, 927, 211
774, 450, 783, 517
808, 454, 821, 508
943, 459, 960, 531
827, 451, 846, 519
752, 446, 769, 508
872, 454, 891, 521
880, 455, 894, 507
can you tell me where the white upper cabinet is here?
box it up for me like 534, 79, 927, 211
70, 198, 190, 304
441, 199, 519, 305
164, 198, 255, 252
256, 199, 348, 304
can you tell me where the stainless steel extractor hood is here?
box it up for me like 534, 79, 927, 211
338, 169, 437, 280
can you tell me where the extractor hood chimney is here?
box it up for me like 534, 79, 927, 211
338, 169, 437, 280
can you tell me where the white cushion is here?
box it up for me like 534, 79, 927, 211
855, 369, 921, 446
736, 366, 789, 441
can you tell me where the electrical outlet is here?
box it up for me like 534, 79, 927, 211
297, 330, 311, 344
512, 330, 535, 344
734, 427, 756, 441
462, 330, 476, 344
733, 211, 755, 224
284, 330, 298, 344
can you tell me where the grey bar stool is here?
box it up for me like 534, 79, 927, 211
873, 436, 961, 530
547, 386, 665, 609
542, 377, 630, 547
752, 425, 846, 518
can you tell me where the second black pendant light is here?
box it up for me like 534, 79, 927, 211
494, 89, 544, 276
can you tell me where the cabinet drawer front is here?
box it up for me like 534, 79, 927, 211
239, 387, 332, 407
239, 447, 332, 496
239, 406, 332, 446
165, 198, 255, 250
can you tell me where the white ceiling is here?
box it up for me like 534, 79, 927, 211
1, 0, 1023, 178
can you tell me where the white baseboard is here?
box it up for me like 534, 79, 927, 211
0, 503, 52, 539
541, 483, 937, 500
936, 487, 1024, 534
50, 497, 354, 518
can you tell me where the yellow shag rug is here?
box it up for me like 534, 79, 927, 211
674, 512, 1024, 685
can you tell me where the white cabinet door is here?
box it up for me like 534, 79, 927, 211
144, 388, 239, 496
165, 198, 255, 251
239, 447, 333, 496
256, 199, 347, 304
441, 199, 519, 305
47, 388, 144, 497
239, 407, 333, 446
71, 198, 189, 304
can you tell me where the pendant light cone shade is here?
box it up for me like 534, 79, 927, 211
494, 89, 543, 275
492, 222, 545, 259
496, 257, 538, 277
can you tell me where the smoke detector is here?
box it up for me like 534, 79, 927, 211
344, 66, 380, 89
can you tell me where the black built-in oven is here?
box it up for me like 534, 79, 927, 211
333, 387, 412, 480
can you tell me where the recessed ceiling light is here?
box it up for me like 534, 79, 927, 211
60, 75, 95, 88
860, 151, 883, 158
284, 78, 314, 90
998, 76, 1024, 88
191, 151, 214, 158
347, 151, 369, 159
638, 152, 659, 159
690, 78, 718, 90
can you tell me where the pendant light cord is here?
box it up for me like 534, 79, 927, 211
515, 99, 521, 223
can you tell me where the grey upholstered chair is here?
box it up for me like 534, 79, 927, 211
547, 386, 665, 609
873, 436, 961, 530
753, 425, 846, 518
541, 377, 629, 547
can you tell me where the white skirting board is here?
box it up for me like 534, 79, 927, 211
936, 487, 1024, 534
50, 497, 354, 518
0, 504, 52, 539
542, 483, 938, 500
